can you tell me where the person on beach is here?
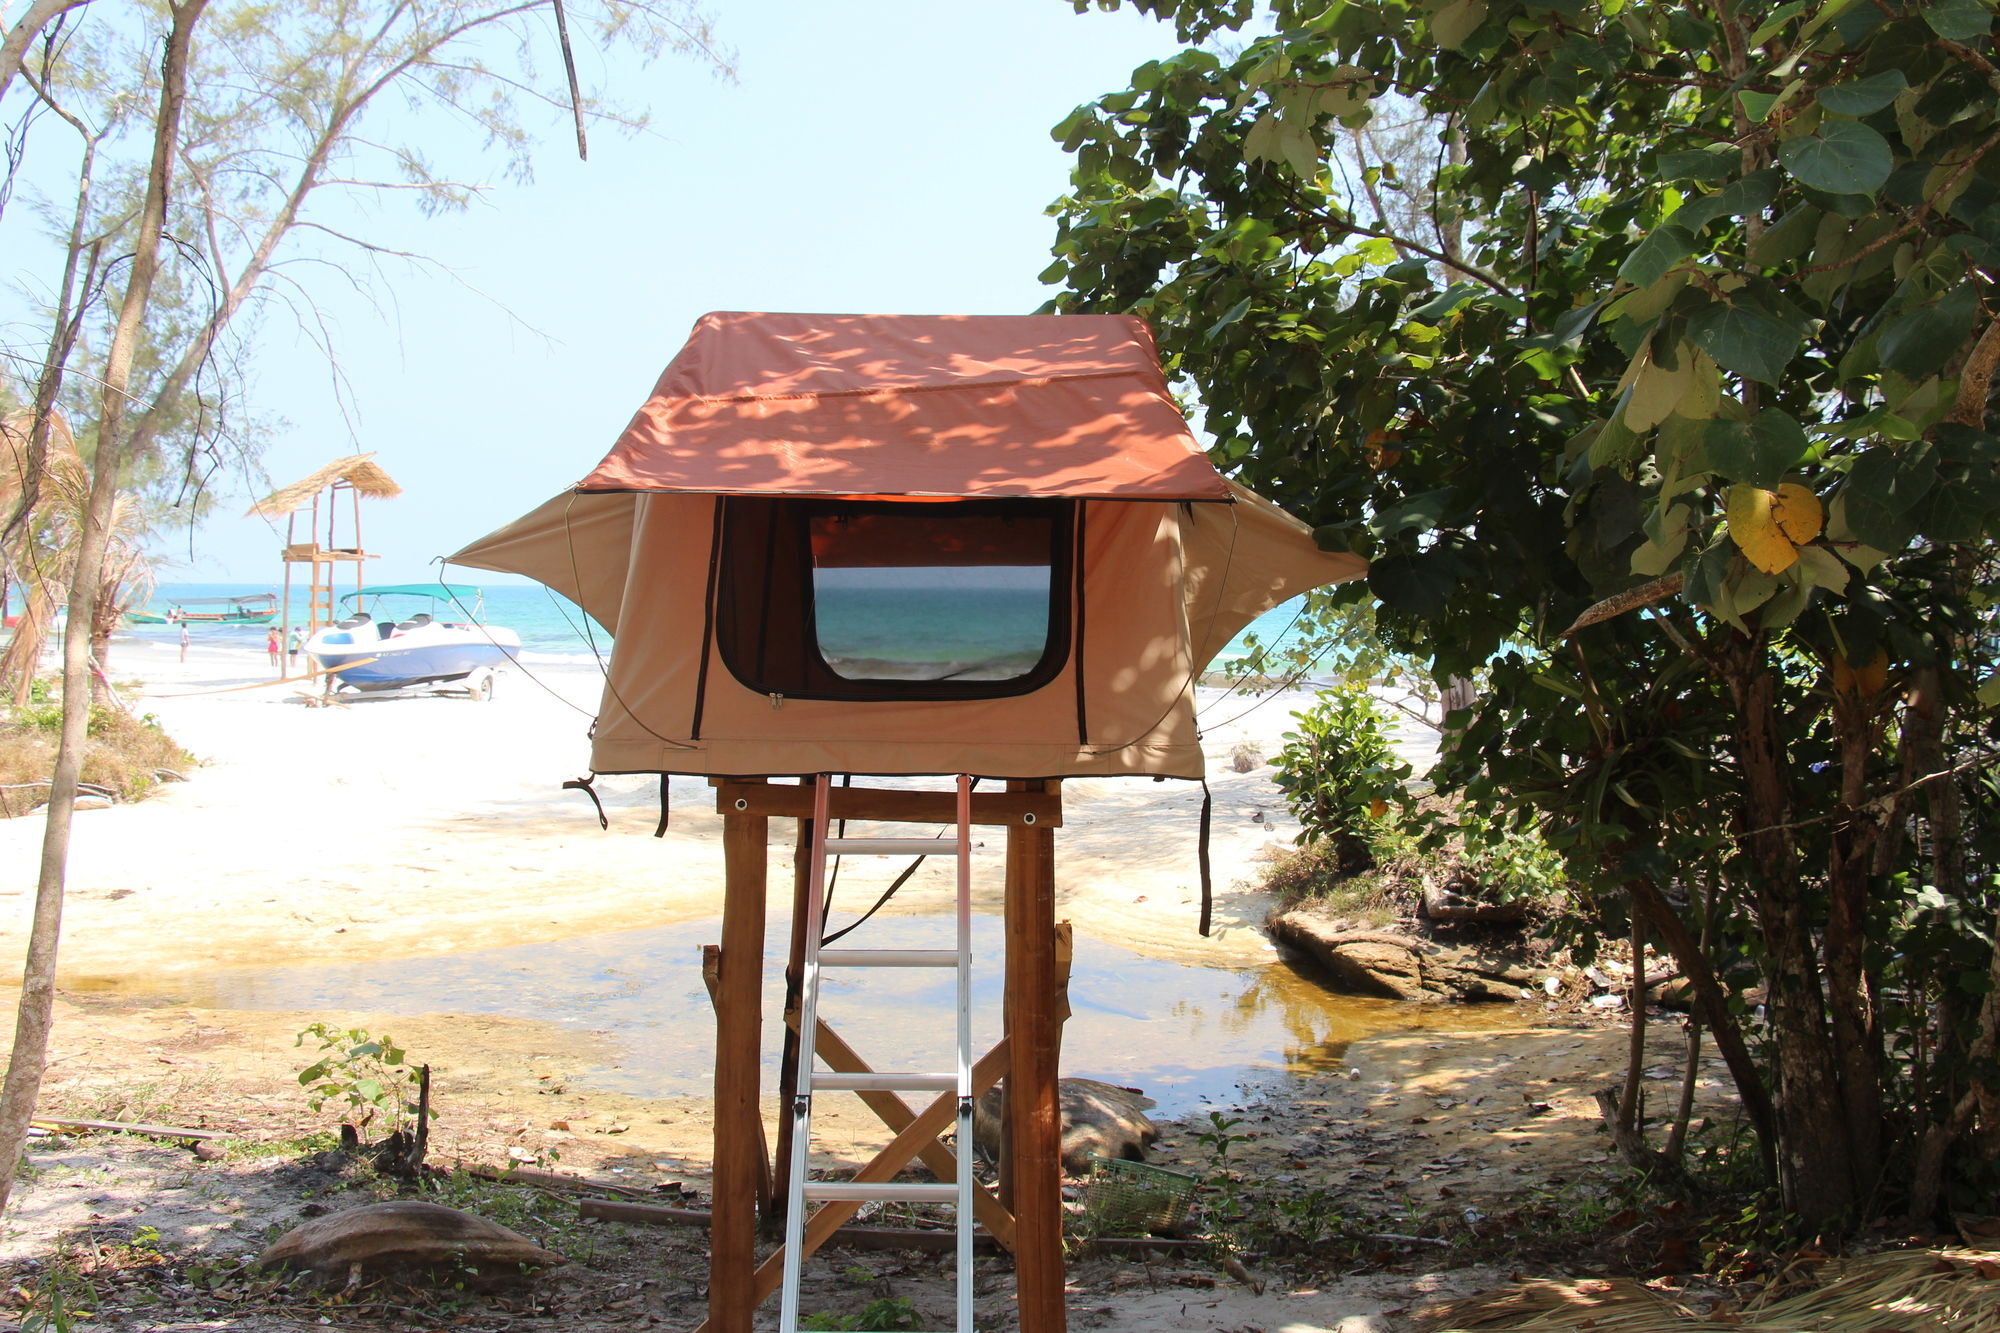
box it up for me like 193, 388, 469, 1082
179, 623, 189, 663
288, 629, 302, 664
266, 627, 281, 667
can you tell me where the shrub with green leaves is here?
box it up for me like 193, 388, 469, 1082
1271, 685, 1410, 872
294, 1023, 424, 1139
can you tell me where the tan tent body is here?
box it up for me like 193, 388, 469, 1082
451, 312, 1364, 780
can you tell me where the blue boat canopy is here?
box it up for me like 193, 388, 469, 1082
343, 584, 483, 602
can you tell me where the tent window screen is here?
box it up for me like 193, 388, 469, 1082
716, 497, 1072, 702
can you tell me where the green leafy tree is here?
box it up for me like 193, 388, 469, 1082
1049, 0, 2000, 1226
0, 0, 731, 1217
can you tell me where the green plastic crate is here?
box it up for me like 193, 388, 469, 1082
1084, 1156, 1200, 1235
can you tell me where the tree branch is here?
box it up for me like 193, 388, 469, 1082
0, 0, 89, 106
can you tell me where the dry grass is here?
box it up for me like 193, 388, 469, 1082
1417, 1247, 2000, 1332
0, 691, 194, 816
1260, 840, 1404, 925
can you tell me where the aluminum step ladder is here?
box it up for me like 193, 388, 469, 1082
778, 774, 976, 1333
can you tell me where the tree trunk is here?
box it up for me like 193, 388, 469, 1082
0, 0, 206, 1218
1626, 874, 1777, 1176
1724, 636, 1855, 1224
1824, 686, 1887, 1196
87, 580, 121, 704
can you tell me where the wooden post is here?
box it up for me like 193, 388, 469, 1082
1005, 779, 1066, 1333
709, 782, 768, 1333
767, 812, 815, 1236
700, 946, 773, 1216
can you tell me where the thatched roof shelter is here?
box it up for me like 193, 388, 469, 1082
245, 454, 400, 517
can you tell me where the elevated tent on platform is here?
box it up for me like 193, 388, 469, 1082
451, 311, 1366, 779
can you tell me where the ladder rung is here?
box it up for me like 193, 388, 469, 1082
818, 949, 958, 968
823, 837, 955, 856
803, 1182, 959, 1203
813, 1072, 956, 1092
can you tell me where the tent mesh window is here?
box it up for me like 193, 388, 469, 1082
715, 497, 1073, 702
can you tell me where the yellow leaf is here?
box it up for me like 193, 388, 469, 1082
1624, 352, 1692, 432
1831, 648, 1890, 697
1773, 482, 1823, 544
1726, 483, 1800, 575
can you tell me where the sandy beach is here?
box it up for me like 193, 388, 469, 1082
0, 636, 1744, 1330
0, 635, 1454, 1156
16, 636, 1398, 980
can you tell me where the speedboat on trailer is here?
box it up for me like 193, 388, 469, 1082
306, 584, 519, 697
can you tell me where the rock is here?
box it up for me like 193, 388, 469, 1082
1267, 912, 1537, 1003
257, 1200, 564, 1288
972, 1078, 1158, 1176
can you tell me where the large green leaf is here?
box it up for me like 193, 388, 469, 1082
1878, 283, 1980, 376
1922, 0, 1993, 39
1657, 148, 1735, 183
1817, 70, 1908, 116
1370, 488, 1454, 537
1369, 553, 1458, 618
1705, 409, 1808, 486
1918, 469, 2000, 541
1777, 120, 1894, 196
1617, 224, 1696, 288
1432, 0, 1487, 49
1670, 169, 1781, 233
1687, 302, 1802, 385
1840, 444, 1938, 549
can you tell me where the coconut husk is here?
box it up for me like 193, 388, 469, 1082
1416, 1248, 2000, 1333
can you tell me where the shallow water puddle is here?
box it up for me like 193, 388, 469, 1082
71, 914, 1508, 1116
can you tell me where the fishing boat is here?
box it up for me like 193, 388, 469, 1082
304, 584, 519, 697
124, 592, 280, 626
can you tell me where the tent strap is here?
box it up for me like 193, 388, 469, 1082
654, 774, 670, 838
563, 773, 608, 830
1074, 501, 1089, 745
820, 855, 928, 948
1197, 776, 1214, 937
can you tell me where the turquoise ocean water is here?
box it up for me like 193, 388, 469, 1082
126, 579, 1320, 673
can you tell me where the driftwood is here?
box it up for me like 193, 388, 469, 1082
30, 1116, 226, 1142
258, 1200, 564, 1288
1420, 877, 1527, 925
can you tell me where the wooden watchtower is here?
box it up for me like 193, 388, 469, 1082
451, 312, 1364, 1332
246, 454, 401, 644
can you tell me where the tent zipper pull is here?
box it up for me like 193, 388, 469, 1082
770, 692, 784, 710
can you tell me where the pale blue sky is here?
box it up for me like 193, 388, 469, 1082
140, 1, 1181, 584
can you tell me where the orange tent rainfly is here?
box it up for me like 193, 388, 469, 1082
451, 311, 1366, 780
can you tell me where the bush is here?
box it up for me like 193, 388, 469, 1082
0, 689, 193, 814
1270, 684, 1411, 875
